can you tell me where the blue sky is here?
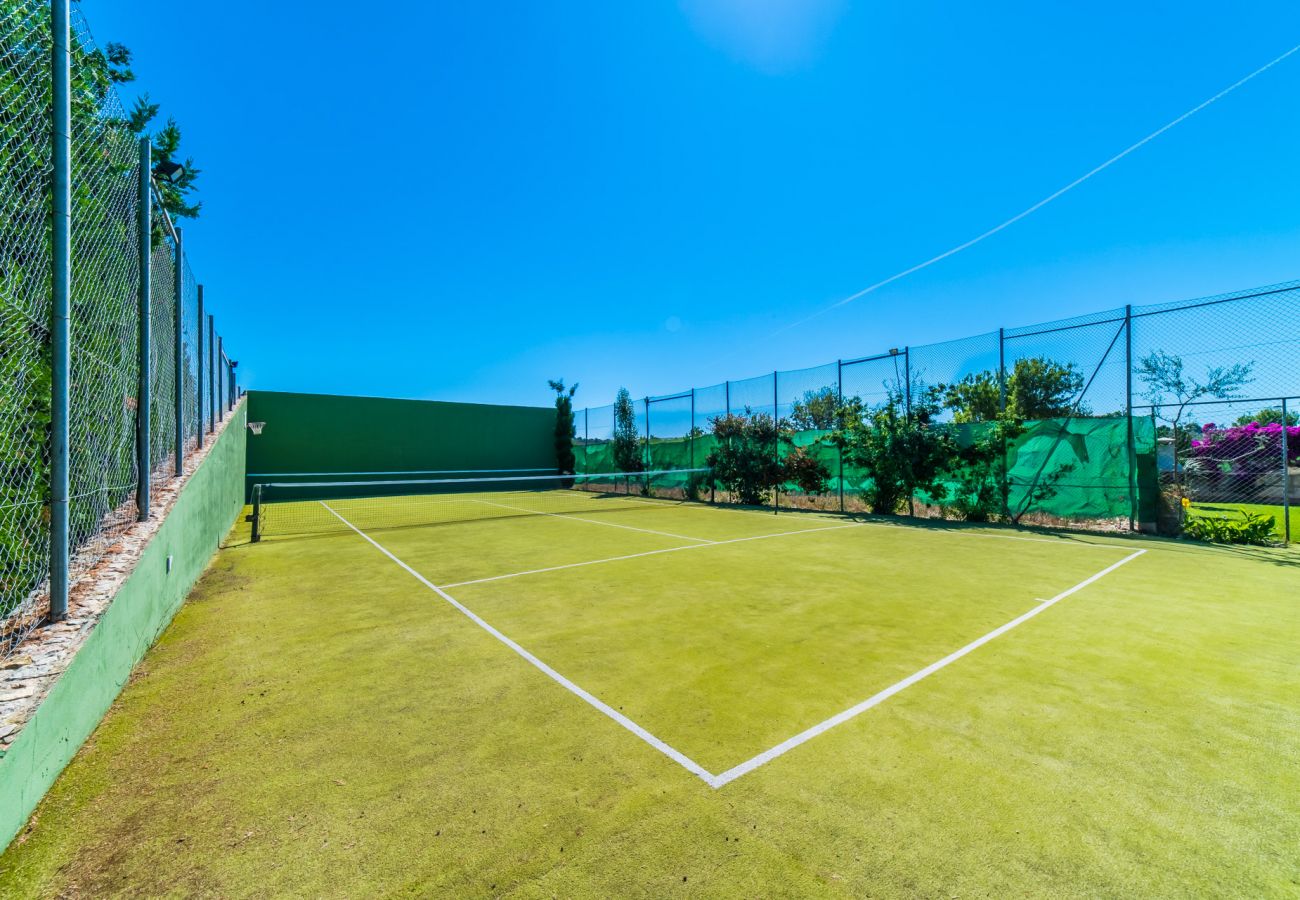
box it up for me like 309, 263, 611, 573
86, 1, 1300, 411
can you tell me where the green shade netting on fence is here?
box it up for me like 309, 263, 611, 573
1005, 416, 1155, 520
575, 441, 618, 475
576, 417, 1156, 522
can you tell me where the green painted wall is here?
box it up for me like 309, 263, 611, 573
0, 404, 248, 852
245, 391, 555, 481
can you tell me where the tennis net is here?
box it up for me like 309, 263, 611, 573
250, 468, 713, 541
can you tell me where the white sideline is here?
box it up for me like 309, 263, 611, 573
439, 522, 865, 588
320, 502, 716, 783
468, 497, 713, 544
708, 548, 1148, 787
327, 497, 1147, 791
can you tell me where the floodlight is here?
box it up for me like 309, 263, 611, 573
153, 159, 186, 184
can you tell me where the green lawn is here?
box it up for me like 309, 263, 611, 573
1189, 500, 1298, 541
1, 497, 1297, 897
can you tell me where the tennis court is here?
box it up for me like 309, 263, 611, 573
3, 473, 1296, 896
252, 474, 1150, 787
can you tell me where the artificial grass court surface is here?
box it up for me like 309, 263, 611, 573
1, 499, 1297, 897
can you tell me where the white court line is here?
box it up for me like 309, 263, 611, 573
675, 502, 1128, 550
468, 497, 713, 544
441, 515, 1133, 589
439, 522, 865, 588
327, 498, 1146, 790
852, 520, 1130, 550
320, 502, 716, 783
708, 548, 1147, 787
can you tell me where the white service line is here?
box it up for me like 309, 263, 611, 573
708, 548, 1147, 787
468, 497, 713, 543
439, 522, 866, 588
319, 502, 717, 784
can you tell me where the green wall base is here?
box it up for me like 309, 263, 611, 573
0, 405, 247, 852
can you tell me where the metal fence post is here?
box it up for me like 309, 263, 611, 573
1125, 305, 1136, 531
172, 227, 185, 475
1283, 398, 1292, 544
903, 347, 913, 517
49, 0, 72, 621
643, 396, 650, 490
773, 371, 779, 515
196, 285, 205, 450
217, 336, 224, 415
690, 388, 696, 470
998, 328, 1009, 520
836, 359, 844, 514
207, 314, 215, 432
997, 328, 1007, 412
136, 137, 152, 520
903, 347, 912, 417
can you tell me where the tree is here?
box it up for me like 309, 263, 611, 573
943, 356, 1086, 423
1009, 357, 1086, 419
1234, 407, 1298, 427
1137, 351, 1254, 434
832, 387, 955, 515
148, 115, 202, 231
706, 410, 829, 505
548, 379, 578, 475
789, 386, 839, 430
612, 388, 643, 472
942, 372, 1001, 424
94, 43, 202, 243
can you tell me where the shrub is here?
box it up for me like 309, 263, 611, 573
1189, 422, 1300, 477
832, 387, 955, 515
784, 446, 831, 495
1183, 510, 1277, 545
943, 422, 1011, 522
706, 410, 830, 505
707, 411, 784, 505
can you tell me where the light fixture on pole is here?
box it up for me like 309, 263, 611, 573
153, 159, 186, 184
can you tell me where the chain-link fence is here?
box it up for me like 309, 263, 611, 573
577, 281, 1300, 542
0, 3, 243, 659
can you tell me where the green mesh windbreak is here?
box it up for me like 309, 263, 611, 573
579, 415, 1156, 522
645, 437, 710, 489
574, 408, 1154, 520
647, 437, 693, 471
575, 441, 618, 475
1006, 416, 1155, 521
902, 416, 1155, 521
